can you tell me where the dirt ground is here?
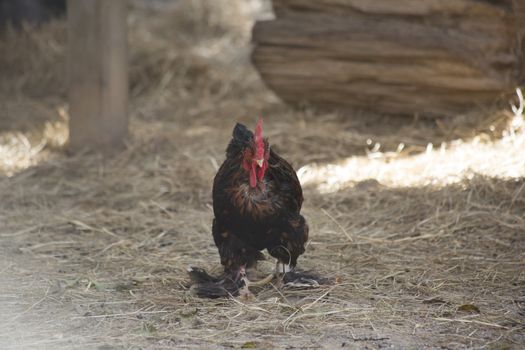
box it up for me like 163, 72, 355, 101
1, 1, 524, 349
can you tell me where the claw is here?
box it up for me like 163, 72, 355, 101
235, 264, 275, 292
245, 272, 275, 287
238, 286, 255, 301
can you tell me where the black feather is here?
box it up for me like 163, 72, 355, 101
187, 267, 245, 298
187, 267, 222, 283
232, 123, 253, 143
226, 123, 253, 158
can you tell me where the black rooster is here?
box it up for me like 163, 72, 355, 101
188, 119, 315, 298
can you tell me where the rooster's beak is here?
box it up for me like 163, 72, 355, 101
256, 159, 264, 167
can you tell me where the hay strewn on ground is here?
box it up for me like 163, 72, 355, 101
0, 1, 524, 349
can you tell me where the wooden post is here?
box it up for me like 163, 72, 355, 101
67, 0, 128, 150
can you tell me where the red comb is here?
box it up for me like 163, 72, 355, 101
254, 117, 264, 159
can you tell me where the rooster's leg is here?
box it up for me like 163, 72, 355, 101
237, 265, 255, 300
275, 261, 292, 275
235, 265, 246, 281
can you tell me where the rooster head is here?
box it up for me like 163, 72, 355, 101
238, 118, 269, 188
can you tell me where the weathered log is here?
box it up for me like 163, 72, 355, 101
252, 0, 525, 117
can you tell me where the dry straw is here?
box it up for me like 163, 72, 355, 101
0, 1, 523, 348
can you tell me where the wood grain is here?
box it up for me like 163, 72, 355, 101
252, 0, 524, 116
67, 0, 128, 150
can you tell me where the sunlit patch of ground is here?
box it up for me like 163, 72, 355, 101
0, 118, 67, 177
299, 113, 525, 192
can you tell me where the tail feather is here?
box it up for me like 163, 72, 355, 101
281, 270, 330, 288
187, 266, 222, 283
187, 266, 245, 298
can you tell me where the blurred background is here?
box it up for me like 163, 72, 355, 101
0, 1, 524, 349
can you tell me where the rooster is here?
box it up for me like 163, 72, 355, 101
188, 119, 318, 298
